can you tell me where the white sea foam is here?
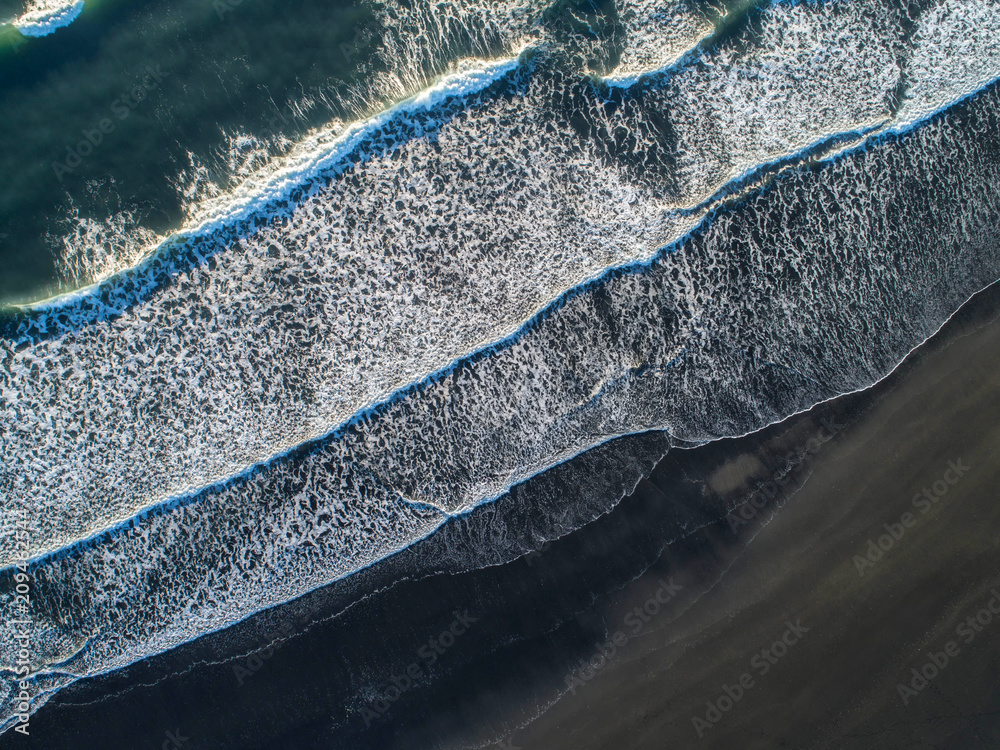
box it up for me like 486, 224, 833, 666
606, 0, 717, 84
11, 0, 83, 37
51, 208, 159, 289
5, 0, 1000, 572
32, 0, 544, 307
891, 0, 1000, 130
175, 55, 526, 250
660, 0, 903, 206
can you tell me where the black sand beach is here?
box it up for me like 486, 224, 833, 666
504, 281, 1000, 750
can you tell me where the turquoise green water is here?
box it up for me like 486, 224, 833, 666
0, 0, 390, 304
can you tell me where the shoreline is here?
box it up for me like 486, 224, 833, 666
500, 261, 1000, 750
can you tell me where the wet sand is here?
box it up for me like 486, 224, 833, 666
504, 282, 1000, 750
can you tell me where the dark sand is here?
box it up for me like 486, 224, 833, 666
503, 282, 1000, 750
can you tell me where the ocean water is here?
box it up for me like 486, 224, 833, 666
1, 0, 1000, 737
